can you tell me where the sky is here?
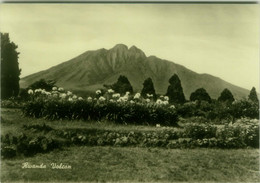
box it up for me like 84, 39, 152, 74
0, 3, 259, 91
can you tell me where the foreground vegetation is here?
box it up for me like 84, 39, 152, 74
2, 146, 259, 182
1, 108, 259, 182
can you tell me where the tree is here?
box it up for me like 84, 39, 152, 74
248, 87, 259, 104
111, 75, 133, 94
28, 79, 56, 91
1, 33, 21, 99
218, 88, 235, 103
141, 77, 156, 99
190, 88, 211, 103
166, 74, 186, 104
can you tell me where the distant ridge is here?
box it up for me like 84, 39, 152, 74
21, 44, 249, 99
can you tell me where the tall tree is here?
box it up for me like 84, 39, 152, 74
111, 75, 133, 94
190, 88, 211, 103
141, 77, 156, 99
248, 87, 259, 104
166, 74, 186, 104
218, 88, 235, 103
1, 33, 21, 99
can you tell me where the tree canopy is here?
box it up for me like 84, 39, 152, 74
141, 77, 156, 99
248, 87, 259, 104
111, 75, 133, 94
190, 88, 211, 103
1, 33, 21, 99
218, 88, 235, 103
166, 74, 186, 104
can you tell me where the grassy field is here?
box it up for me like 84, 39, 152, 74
1, 108, 260, 182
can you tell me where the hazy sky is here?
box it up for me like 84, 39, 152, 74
0, 3, 259, 91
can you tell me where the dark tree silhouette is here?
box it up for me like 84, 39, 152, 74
166, 74, 186, 104
190, 88, 211, 103
28, 79, 56, 91
218, 88, 235, 103
141, 77, 156, 99
111, 75, 133, 94
248, 87, 259, 104
1, 33, 21, 99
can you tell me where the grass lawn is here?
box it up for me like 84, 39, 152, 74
1, 108, 260, 182
2, 147, 260, 182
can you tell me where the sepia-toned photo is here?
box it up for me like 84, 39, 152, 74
1, 1, 259, 182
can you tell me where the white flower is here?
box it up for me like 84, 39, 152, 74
35, 89, 42, 93
58, 87, 64, 92
163, 101, 169, 105
145, 99, 150, 103
78, 97, 83, 101
156, 124, 161, 128
112, 93, 120, 98
169, 105, 175, 109
117, 96, 128, 102
72, 95, 77, 99
68, 97, 73, 102
28, 89, 34, 95
108, 89, 114, 93
41, 89, 46, 94
45, 92, 51, 96
130, 100, 135, 104
156, 99, 163, 105
67, 91, 73, 96
134, 93, 141, 99
164, 96, 169, 101
125, 91, 130, 96
87, 97, 92, 101
96, 90, 102, 95
147, 93, 153, 98
160, 95, 164, 98
60, 93, 67, 98
109, 99, 114, 102
99, 96, 106, 101
52, 87, 57, 91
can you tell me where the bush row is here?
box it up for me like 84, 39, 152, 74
2, 122, 258, 159
22, 99, 178, 126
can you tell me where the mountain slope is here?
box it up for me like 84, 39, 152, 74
20, 44, 249, 99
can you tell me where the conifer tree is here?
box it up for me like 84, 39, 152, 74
190, 88, 211, 103
248, 87, 259, 104
166, 74, 186, 104
1, 33, 21, 99
141, 77, 156, 99
218, 88, 235, 103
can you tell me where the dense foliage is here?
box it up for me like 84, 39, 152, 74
1, 118, 258, 159
1, 33, 21, 99
22, 87, 178, 126
190, 88, 211, 103
218, 88, 235, 103
248, 87, 259, 104
166, 74, 186, 104
141, 77, 156, 100
109, 75, 133, 94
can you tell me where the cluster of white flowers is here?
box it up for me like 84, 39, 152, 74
58, 87, 64, 92
134, 93, 141, 99
28, 89, 34, 95
99, 96, 106, 101
145, 99, 151, 103
67, 91, 73, 96
117, 96, 128, 103
96, 90, 102, 95
112, 93, 120, 98
146, 93, 153, 98
108, 89, 114, 94
52, 87, 57, 91
87, 97, 92, 101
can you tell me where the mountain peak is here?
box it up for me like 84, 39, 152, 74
129, 45, 146, 57
111, 44, 128, 51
